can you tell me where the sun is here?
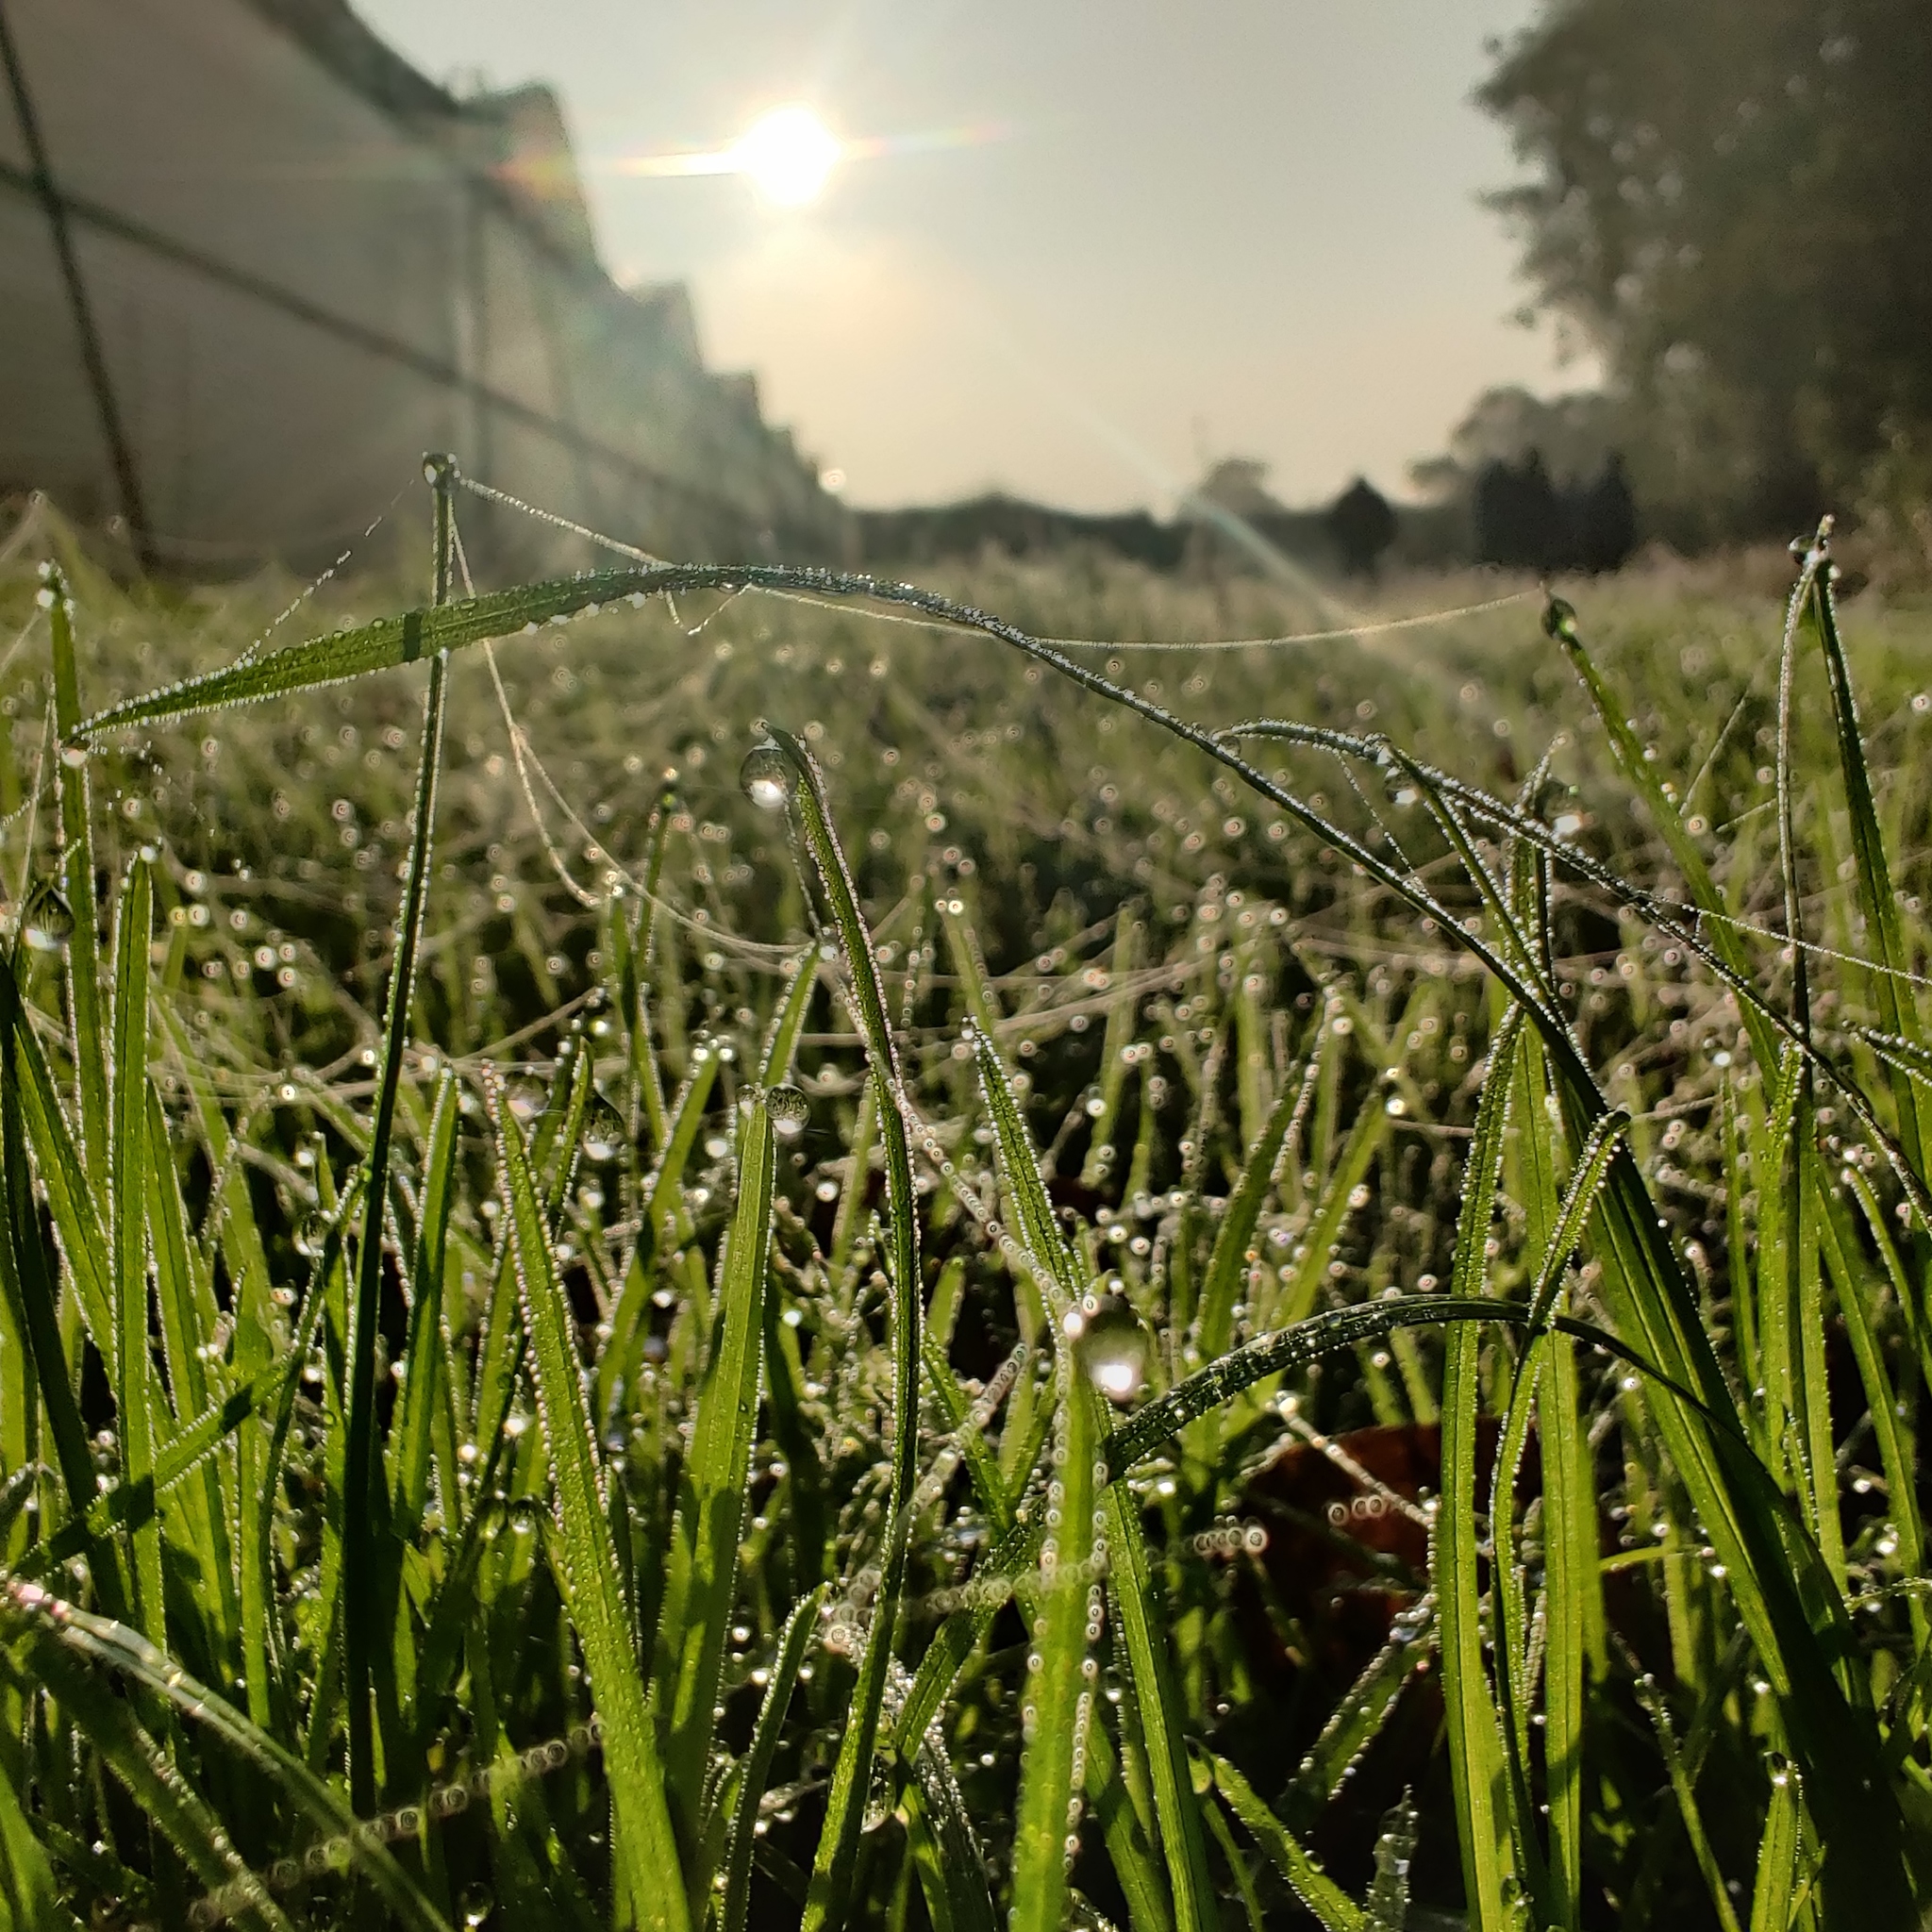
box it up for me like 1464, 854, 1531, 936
731, 106, 841, 208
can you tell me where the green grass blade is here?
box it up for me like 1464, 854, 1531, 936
1104, 1489, 1219, 1932
1104, 1296, 1520, 1476
1544, 596, 1781, 1077
1208, 1751, 1363, 1932
1804, 552, 1932, 1177
19, 1362, 273, 1574
0, 999, 96, 1534
44, 567, 108, 1190
1268, 1100, 1389, 1329
108, 858, 163, 1648
656, 1092, 778, 1840
1630, 1673, 1744, 1932
1817, 1179, 1923, 1597
1203, 1790, 1267, 1932
1195, 1059, 1304, 1361
489, 1071, 689, 1932
1282, 1605, 1435, 1831
892, 1513, 1043, 1759
759, 728, 923, 1932
1, 1578, 449, 1932
758, 946, 819, 1084
342, 466, 455, 1810
598, 1048, 721, 1417
392, 1068, 460, 1538
1749, 1761, 1802, 1932
1008, 1352, 1099, 1932
721, 1586, 824, 1932
0, 1616, 295, 1932
0, 951, 113, 1375
1439, 1008, 1524, 1930
972, 1016, 1216, 1932
0, 1743, 75, 1932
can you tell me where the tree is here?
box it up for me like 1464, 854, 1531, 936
1325, 477, 1399, 578
1479, 0, 1932, 541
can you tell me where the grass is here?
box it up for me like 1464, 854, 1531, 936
1, 474, 1931, 1931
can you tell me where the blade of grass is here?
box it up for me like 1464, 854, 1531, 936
1281, 1603, 1435, 1832
0, 974, 97, 1544
343, 458, 454, 1810
974, 1022, 1217, 1932
391, 1068, 460, 1539
0, 1742, 74, 1932
44, 566, 108, 1190
758, 727, 922, 1932
1008, 1346, 1099, 1932
108, 858, 163, 1648
1440, 1007, 1524, 1929
1208, 1752, 1362, 1932
596, 1047, 720, 1420
0, 1620, 294, 1932
489, 1068, 689, 1932
720, 1586, 824, 1932
655, 1091, 778, 1845
1750, 1760, 1803, 1932
1195, 1058, 1305, 1362
0, 949, 113, 1376
1, 1577, 449, 1931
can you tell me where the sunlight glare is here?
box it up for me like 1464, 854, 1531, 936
732, 106, 841, 208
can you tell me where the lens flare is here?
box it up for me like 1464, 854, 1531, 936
731, 106, 841, 207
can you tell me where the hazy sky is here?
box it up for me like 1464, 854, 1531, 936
358, 0, 1588, 512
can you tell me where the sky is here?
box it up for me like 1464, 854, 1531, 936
358, 0, 1590, 513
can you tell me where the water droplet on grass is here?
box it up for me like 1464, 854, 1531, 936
741, 741, 795, 810
1077, 1295, 1148, 1404
768, 1084, 810, 1139
20, 880, 74, 953
459, 1883, 494, 1925
582, 1093, 627, 1161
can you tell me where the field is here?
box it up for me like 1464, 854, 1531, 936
1, 475, 1930, 1932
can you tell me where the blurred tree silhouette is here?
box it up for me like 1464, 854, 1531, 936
1325, 476, 1398, 577
1480, 0, 1932, 544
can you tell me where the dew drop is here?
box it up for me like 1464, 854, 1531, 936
1076, 1294, 1148, 1405
459, 1883, 494, 1926
768, 1084, 810, 1140
20, 879, 75, 954
582, 1093, 628, 1162
741, 741, 796, 811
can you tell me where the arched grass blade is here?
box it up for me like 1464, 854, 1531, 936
1102, 1297, 1520, 1478
0, 1579, 446, 1932
0, 1619, 294, 1932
